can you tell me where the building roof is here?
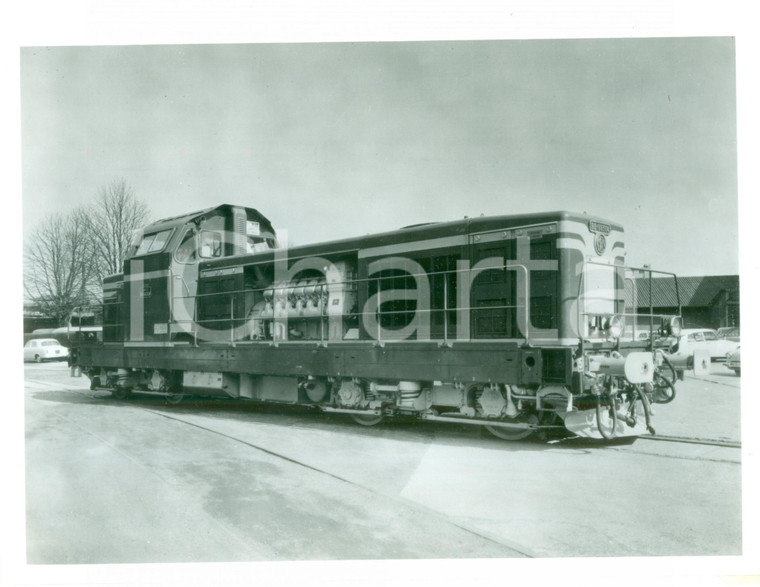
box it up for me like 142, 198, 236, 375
629, 275, 739, 309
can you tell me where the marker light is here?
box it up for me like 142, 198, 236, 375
605, 315, 624, 339
669, 316, 683, 337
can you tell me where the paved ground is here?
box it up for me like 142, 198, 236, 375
651, 362, 741, 443
18, 361, 745, 567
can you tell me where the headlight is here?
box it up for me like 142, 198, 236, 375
669, 316, 683, 337
604, 315, 624, 339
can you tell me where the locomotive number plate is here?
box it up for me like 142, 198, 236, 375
588, 221, 611, 235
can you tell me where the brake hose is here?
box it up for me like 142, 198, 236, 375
652, 373, 676, 404
635, 384, 656, 435
653, 354, 678, 404
596, 394, 618, 440
661, 354, 677, 382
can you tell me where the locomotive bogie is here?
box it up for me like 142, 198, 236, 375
81, 361, 667, 440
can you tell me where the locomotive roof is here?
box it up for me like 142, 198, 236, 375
142, 204, 274, 233
200, 210, 623, 269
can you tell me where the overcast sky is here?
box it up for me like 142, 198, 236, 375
20, 37, 737, 276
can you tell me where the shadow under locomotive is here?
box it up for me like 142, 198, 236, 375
30, 387, 596, 453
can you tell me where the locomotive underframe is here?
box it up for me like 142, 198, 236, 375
76, 341, 555, 386
74, 339, 665, 439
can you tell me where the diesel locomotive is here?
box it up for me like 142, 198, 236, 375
72, 204, 701, 441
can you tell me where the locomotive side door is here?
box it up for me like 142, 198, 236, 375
467, 232, 518, 339
467, 224, 559, 341
170, 225, 201, 339
123, 229, 174, 343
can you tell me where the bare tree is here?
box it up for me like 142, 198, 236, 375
24, 209, 98, 327
24, 180, 150, 326
87, 178, 149, 281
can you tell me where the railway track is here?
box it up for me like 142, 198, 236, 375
641, 434, 740, 449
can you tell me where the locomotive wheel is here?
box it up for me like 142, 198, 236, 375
484, 424, 532, 441
485, 412, 538, 441
164, 386, 184, 405
351, 413, 384, 426
111, 387, 131, 400
303, 378, 329, 403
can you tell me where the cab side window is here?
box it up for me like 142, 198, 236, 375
199, 231, 223, 258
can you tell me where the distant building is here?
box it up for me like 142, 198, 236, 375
631, 275, 739, 329
23, 304, 58, 334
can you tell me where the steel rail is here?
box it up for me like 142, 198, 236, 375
638, 434, 740, 449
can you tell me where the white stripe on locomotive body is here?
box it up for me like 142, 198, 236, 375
468, 222, 556, 244
123, 342, 179, 347
200, 266, 245, 278
355, 218, 625, 262
124, 269, 171, 281
358, 235, 467, 259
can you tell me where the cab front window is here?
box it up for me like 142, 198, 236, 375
134, 229, 173, 256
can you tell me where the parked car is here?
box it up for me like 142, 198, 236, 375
669, 328, 739, 362
23, 338, 69, 363
726, 346, 741, 376
716, 327, 740, 342
654, 335, 676, 348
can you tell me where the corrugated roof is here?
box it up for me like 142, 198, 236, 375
627, 275, 739, 309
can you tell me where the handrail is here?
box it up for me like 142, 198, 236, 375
79, 259, 682, 346
579, 260, 682, 346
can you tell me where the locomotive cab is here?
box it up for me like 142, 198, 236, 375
112, 204, 277, 343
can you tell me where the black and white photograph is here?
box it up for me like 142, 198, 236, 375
5, 2, 758, 586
